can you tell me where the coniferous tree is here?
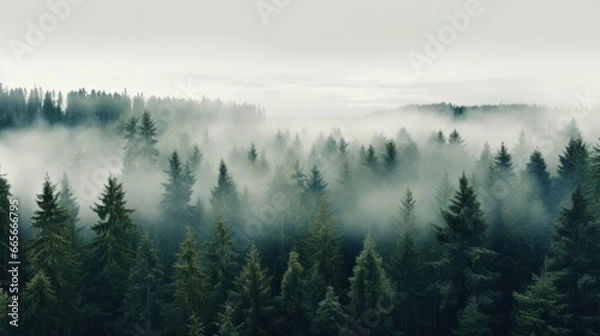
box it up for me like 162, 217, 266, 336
303, 165, 327, 213
548, 187, 600, 335
188, 143, 204, 171
21, 271, 61, 336
119, 231, 165, 335
310, 286, 349, 336
433, 173, 496, 331
139, 110, 159, 167
452, 296, 491, 336
449, 129, 464, 145
0, 288, 8, 335
206, 218, 238, 327
360, 144, 379, 180
512, 264, 571, 336
84, 175, 137, 335
0, 172, 11, 282
188, 313, 206, 336
391, 188, 425, 335
211, 160, 241, 227
230, 244, 274, 336
58, 173, 81, 249
586, 139, 600, 213
170, 228, 210, 336
215, 302, 241, 336
275, 250, 306, 335
383, 140, 398, 178
348, 234, 395, 336
555, 137, 589, 205
525, 150, 552, 206
248, 143, 259, 163
28, 175, 82, 335
304, 196, 343, 293
123, 117, 140, 172
160, 150, 196, 264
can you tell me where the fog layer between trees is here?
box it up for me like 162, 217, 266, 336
1, 84, 600, 336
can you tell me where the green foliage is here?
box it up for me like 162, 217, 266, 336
22, 271, 61, 336
433, 173, 496, 329
512, 266, 571, 336
311, 286, 349, 336
139, 110, 159, 166
170, 228, 210, 336
276, 250, 306, 334
230, 244, 274, 336
119, 231, 165, 334
211, 160, 241, 227
452, 296, 491, 336
348, 235, 395, 335
215, 302, 241, 336
548, 187, 600, 334
0, 172, 11, 280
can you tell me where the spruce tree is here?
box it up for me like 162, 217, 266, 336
230, 244, 274, 336
84, 175, 137, 335
206, 218, 238, 325
548, 187, 600, 335
452, 296, 491, 336
28, 175, 82, 335
188, 313, 206, 336
304, 196, 343, 290
248, 143, 259, 163
382, 140, 398, 178
138, 110, 159, 167
310, 286, 349, 336
0, 172, 11, 282
304, 165, 327, 213
0, 288, 7, 334
211, 160, 241, 227
433, 173, 496, 331
512, 265, 571, 336
160, 150, 196, 266
276, 250, 306, 334
119, 231, 165, 335
555, 137, 588, 204
586, 139, 600, 213
525, 150, 552, 206
188, 143, 204, 171
215, 302, 241, 336
22, 272, 61, 336
58, 173, 81, 249
348, 234, 395, 335
170, 228, 210, 336
391, 188, 425, 335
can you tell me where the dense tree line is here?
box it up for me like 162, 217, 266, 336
1, 91, 600, 335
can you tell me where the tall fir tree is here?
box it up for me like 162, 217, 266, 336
525, 150, 553, 207
215, 302, 241, 336
84, 175, 138, 335
382, 140, 398, 178
555, 136, 588, 205
433, 173, 496, 332
230, 244, 274, 336
548, 187, 600, 335
169, 228, 211, 336
138, 110, 159, 167
348, 234, 395, 336
0, 172, 11, 282
28, 175, 82, 335
211, 160, 241, 228
275, 250, 306, 335
118, 231, 165, 335
21, 271, 61, 336
310, 286, 349, 336
512, 263, 571, 336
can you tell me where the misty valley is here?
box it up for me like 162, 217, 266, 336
1, 84, 600, 336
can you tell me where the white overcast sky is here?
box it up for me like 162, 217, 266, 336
0, 0, 599, 116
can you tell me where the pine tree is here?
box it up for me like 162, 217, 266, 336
361, 144, 379, 179
433, 173, 496, 331
21, 271, 61, 336
138, 110, 159, 167
348, 234, 395, 335
170, 228, 210, 336
275, 250, 306, 334
548, 187, 600, 335
230, 244, 274, 336
211, 160, 241, 227
310, 286, 349, 336
449, 129, 464, 145
494, 142, 514, 179
28, 175, 82, 335
84, 175, 137, 335
512, 265, 571, 336
123, 117, 140, 172
206, 218, 238, 321
304, 165, 327, 212
119, 231, 165, 335
587, 139, 600, 213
